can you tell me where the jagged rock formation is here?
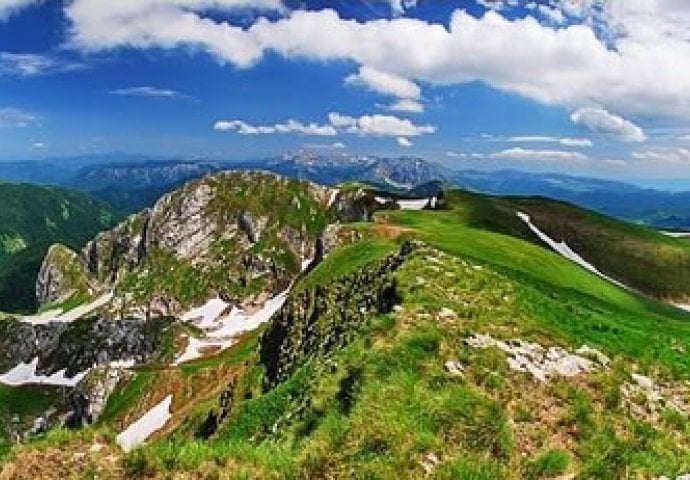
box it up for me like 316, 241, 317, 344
0, 316, 171, 377
36, 244, 91, 306
330, 187, 387, 223
259, 241, 418, 389
37, 171, 341, 318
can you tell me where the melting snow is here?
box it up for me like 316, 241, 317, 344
181, 297, 230, 330
516, 212, 628, 289
0, 357, 87, 387
398, 198, 432, 210
661, 231, 690, 238
116, 395, 172, 452
675, 303, 690, 313
20, 293, 114, 326
174, 290, 289, 365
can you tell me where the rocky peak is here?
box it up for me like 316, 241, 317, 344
37, 170, 340, 318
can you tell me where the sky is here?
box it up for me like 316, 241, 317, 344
1, 0, 690, 179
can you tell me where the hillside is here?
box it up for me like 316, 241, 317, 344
452, 169, 690, 231
1, 174, 690, 478
0, 183, 116, 312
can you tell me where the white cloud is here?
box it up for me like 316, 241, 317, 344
0, 107, 37, 127
447, 151, 486, 159
376, 0, 418, 15
62, 1, 690, 118
388, 98, 424, 113
632, 147, 690, 165
215, 112, 434, 144
327, 112, 435, 137
0, 53, 83, 76
570, 107, 646, 142
346, 66, 424, 113
0, 0, 38, 20
396, 137, 412, 147
304, 141, 346, 150
490, 147, 587, 161
507, 135, 593, 147
32, 141, 45, 149
110, 86, 195, 101
214, 118, 337, 136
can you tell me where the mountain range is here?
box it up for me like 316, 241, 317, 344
1, 153, 688, 231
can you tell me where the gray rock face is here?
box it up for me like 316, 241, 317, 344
37, 171, 337, 317
259, 241, 419, 389
35, 244, 89, 306
0, 316, 172, 377
69, 365, 134, 426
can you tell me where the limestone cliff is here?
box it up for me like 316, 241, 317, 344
36, 171, 340, 318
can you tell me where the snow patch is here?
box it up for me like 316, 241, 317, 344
116, 395, 172, 452
398, 198, 432, 210
516, 212, 628, 289
181, 297, 230, 330
674, 303, 690, 313
661, 231, 690, 238
20, 293, 114, 326
0, 357, 87, 387
173, 290, 289, 365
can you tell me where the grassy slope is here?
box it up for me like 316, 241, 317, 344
0, 182, 117, 313
428, 190, 690, 302
5, 190, 690, 478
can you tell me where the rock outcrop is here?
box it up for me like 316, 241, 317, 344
37, 171, 340, 318
259, 241, 418, 389
0, 316, 172, 377
36, 244, 90, 306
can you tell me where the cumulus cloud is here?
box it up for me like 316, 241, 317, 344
0, 53, 83, 76
0, 107, 37, 127
490, 147, 587, 161
632, 147, 690, 165
446, 151, 486, 159
214, 119, 337, 136
345, 65, 423, 112
110, 86, 196, 101
0, 0, 38, 20
396, 137, 412, 147
328, 112, 435, 137
215, 112, 434, 144
570, 107, 646, 142
507, 135, 593, 147
60, 1, 690, 118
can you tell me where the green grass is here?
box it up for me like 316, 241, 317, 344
98, 372, 155, 425
7, 187, 690, 478
298, 236, 399, 291
382, 206, 687, 321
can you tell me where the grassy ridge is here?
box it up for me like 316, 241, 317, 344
427, 190, 690, 303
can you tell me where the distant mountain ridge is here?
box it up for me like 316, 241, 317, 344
0, 153, 689, 229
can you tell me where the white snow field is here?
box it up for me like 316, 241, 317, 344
173, 290, 289, 365
0, 357, 87, 387
662, 231, 690, 238
181, 297, 230, 330
20, 292, 114, 326
116, 395, 173, 452
516, 212, 628, 290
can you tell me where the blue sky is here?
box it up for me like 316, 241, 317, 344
1, 0, 690, 179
